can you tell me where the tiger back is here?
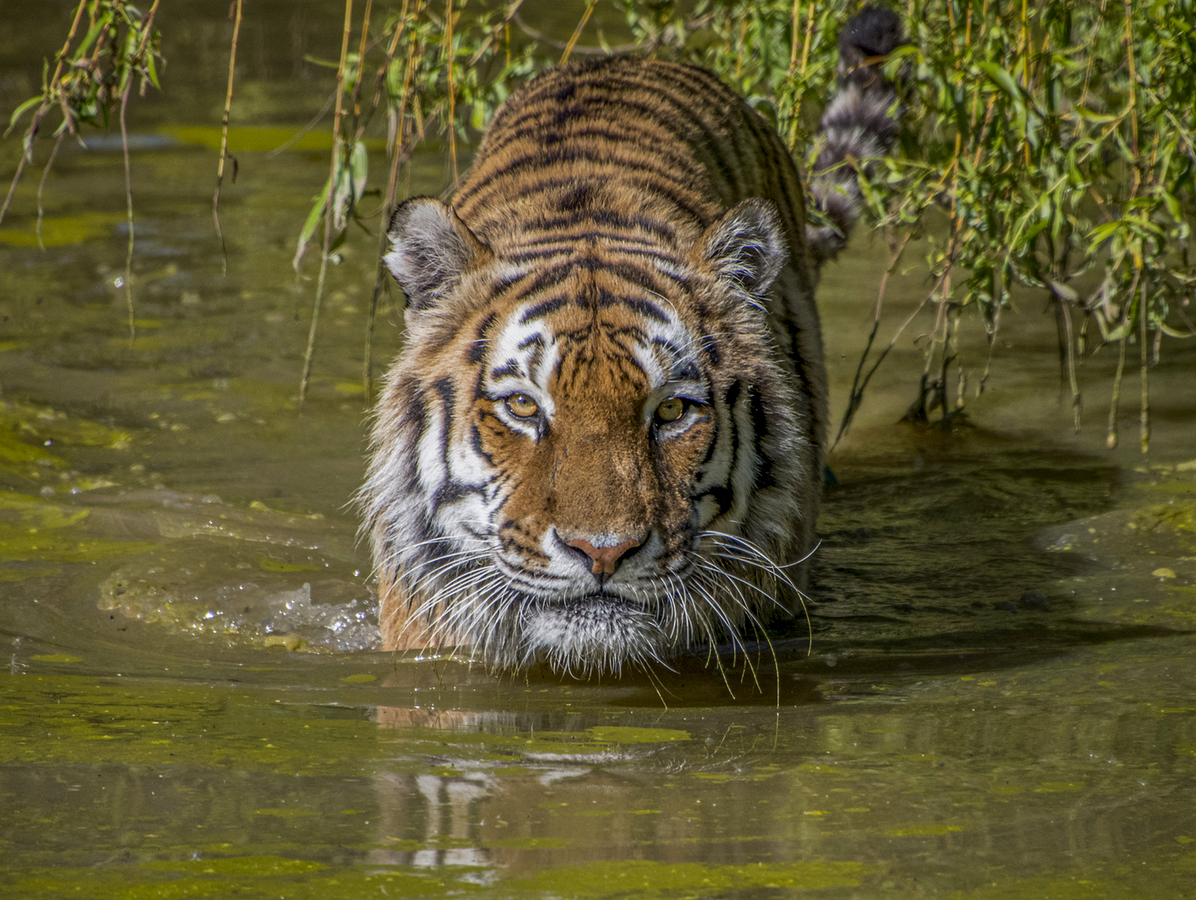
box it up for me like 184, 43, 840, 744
361, 8, 903, 676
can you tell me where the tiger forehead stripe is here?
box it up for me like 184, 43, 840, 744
626, 306, 702, 391
488, 313, 560, 391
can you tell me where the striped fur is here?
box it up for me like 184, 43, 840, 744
360, 9, 903, 676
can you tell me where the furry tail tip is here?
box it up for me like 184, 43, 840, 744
806, 4, 906, 265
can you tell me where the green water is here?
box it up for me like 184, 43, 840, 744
2, 3, 1195, 898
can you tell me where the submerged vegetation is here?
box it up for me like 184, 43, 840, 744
4, 0, 1194, 448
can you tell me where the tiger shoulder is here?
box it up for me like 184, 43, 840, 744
360, 5, 905, 676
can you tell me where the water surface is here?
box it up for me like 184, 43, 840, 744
2, 3, 1195, 898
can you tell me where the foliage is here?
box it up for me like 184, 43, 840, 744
257, 0, 1196, 445
611, 0, 1195, 449
1, 0, 161, 339
4, 0, 1194, 448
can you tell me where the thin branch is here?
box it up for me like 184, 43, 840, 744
34, 132, 66, 249
299, 0, 355, 406
512, 11, 638, 56
365, 0, 423, 402
119, 0, 162, 344
831, 230, 912, 449
559, 0, 597, 65
444, 0, 457, 185
213, 0, 244, 275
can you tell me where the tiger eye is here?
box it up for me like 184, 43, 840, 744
656, 398, 686, 423
505, 393, 539, 418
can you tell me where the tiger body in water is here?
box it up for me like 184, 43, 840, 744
360, 7, 904, 675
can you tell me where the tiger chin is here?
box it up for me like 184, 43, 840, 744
360, 6, 905, 677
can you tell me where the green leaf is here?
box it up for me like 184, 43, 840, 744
1104, 320, 1134, 342
6, 96, 44, 136
146, 50, 160, 91
1157, 322, 1193, 339
976, 62, 1023, 102
1088, 221, 1122, 247
292, 179, 331, 273
1074, 107, 1122, 125
75, 15, 110, 59
329, 141, 369, 232
1047, 279, 1078, 303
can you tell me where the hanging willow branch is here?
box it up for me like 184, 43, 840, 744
2, 0, 163, 340
6, 0, 1192, 446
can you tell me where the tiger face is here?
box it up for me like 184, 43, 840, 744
362, 196, 813, 675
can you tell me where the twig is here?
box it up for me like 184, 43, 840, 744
1138, 276, 1149, 452
119, 0, 162, 344
214, 0, 244, 275
445, 0, 457, 185
350, 0, 375, 125
468, 0, 524, 66
267, 91, 337, 156
34, 133, 66, 249
299, 0, 355, 406
512, 12, 638, 56
365, 0, 422, 401
1053, 291, 1081, 431
560, 0, 597, 65
831, 231, 912, 448
119, 86, 136, 343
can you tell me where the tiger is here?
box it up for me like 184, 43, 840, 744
359, 5, 904, 676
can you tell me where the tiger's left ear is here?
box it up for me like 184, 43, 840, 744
384, 197, 492, 311
694, 199, 787, 301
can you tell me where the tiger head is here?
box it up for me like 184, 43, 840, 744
361, 197, 818, 676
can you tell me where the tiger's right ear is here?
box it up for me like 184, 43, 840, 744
384, 198, 491, 311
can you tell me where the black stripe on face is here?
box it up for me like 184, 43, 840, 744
521, 294, 569, 323
430, 480, 489, 516
613, 245, 686, 270
490, 360, 521, 380
511, 210, 677, 243
695, 379, 742, 514
433, 377, 456, 469
516, 333, 547, 377
651, 335, 683, 359
518, 227, 660, 250
491, 272, 525, 295
748, 387, 777, 490
533, 255, 677, 299
604, 259, 672, 295
507, 246, 572, 264
623, 175, 706, 227
468, 312, 498, 365
724, 380, 743, 415
401, 385, 429, 496
595, 288, 669, 324
698, 426, 719, 467
696, 483, 735, 519
470, 423, 496, 468
702, 336, 721, 367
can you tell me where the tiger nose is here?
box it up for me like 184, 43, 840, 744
565, 536, 642, 579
